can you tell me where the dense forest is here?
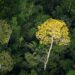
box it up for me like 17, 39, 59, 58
0, 0, 75, 75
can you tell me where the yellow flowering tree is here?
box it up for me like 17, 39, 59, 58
36, 19, 70, 70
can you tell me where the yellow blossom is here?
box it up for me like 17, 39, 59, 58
36, 19, 70, 45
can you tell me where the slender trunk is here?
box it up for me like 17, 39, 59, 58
44, 37, 53, 70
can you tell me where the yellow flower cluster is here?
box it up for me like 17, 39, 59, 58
36, 19, 70, 45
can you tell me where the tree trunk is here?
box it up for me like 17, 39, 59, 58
44, 37, 54, 70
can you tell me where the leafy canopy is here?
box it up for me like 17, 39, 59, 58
0, 20, 12, 44
36, 19, 70, 45
0, 51, 14, 72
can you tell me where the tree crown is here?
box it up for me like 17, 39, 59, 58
36, 19, 70, 45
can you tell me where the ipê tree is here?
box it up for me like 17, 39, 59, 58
36, 19, 70, 70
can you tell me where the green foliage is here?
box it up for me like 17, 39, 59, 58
60, 59, 73, 71
29, 70, 37, 75
69, 28, 75, 61
11, 17, 21, 40
0, 0, 19, 18
0, 51, 14, 73
34, 14, 50, 26
18, 0, 43, 23
27, 28, 36, 39
19, 70, 28, 75
66, 70, 75, 75
25, 52, 38, 67
52, 0, 75, 17
0, 20, 12, 44
53, 44, 68, 53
